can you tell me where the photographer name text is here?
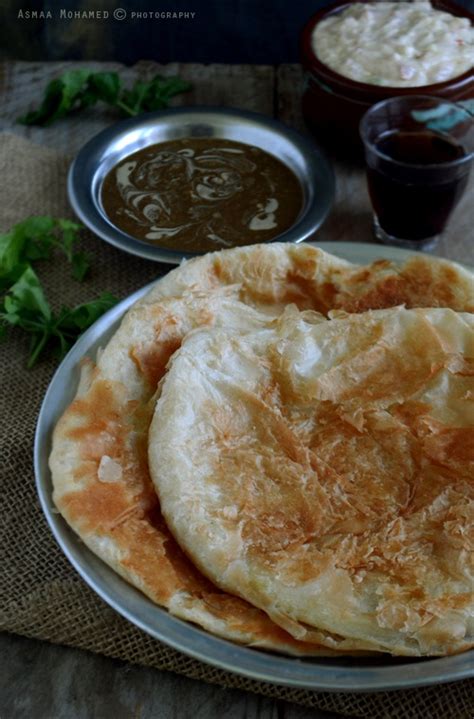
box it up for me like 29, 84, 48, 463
17, 9, 196, 21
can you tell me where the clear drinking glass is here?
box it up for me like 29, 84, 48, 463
360, 96, 473, 250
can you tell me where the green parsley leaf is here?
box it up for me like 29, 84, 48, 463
0, 276, 118, 368
44, 292, 118, 365
0, 216, 87, 282
18, 70, 191, 126
0, 216, 116, 367
71, 252, 91, 282
56, 292, 118, 333
1, 267, 54, 368
0, 216, 56, 287
3, 265, 51, 322
0, 230, 28, 290
88, 72, 121, 105
18, 70, 92, 126
143, 75, 192, 110
120, 75, 192, 116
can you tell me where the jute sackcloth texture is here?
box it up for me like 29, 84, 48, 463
0, 132, 473, 719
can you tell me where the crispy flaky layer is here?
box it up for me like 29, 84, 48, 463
51, 294, 341, 654
149, 306, 474, 656
50, 243, 474, 654
135, 242, 474, 314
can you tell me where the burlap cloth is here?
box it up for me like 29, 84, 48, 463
1, 132, 472, 719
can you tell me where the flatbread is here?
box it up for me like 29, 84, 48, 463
149, 306, 474, 656
50, 242, 474, 654
51, 293, 342, 654
136, 243, 474, 314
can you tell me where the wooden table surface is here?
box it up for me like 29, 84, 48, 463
1, 60, 472, 719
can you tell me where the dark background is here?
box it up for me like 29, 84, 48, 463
1, 0, 472, 64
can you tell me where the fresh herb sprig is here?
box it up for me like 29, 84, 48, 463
18, 70, 192, 126
0, 217, 118, 367
0, 216, 90, 287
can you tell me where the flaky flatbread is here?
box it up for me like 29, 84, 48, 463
136, 243, 474, 314
51, 293, 339, 654
50, 243, 474, 654
149, 306, 474, 656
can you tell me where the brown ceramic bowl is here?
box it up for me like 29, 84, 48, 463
300, 0, 474, 159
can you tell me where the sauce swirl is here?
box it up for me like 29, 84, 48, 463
101, 138, 303, 252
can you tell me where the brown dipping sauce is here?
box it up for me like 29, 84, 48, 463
101, 138, 303, 252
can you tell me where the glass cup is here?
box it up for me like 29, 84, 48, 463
360, 96, 473, 251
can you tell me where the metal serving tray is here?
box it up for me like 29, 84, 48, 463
68, 107, 335, 264
34, 242, 474, 692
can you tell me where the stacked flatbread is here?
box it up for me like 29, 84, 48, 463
50, 243, 474, 657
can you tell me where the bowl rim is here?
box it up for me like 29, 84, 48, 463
68, 106, 335, 265
300, 0, 474, 100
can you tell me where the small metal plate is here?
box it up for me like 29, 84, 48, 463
34, 242, 474, 692
68, 107, 335, 264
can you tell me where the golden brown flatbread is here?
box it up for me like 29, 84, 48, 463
135, 243, 474, 314
149, 306, 474, 656
51, 291, 347, 654
50, 243, 474, 654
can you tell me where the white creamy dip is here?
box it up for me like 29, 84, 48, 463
312, 1, 474, 87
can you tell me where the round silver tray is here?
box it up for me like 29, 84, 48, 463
34, 242, 474, 692
67, 107, 335, 264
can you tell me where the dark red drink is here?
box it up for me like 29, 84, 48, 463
366, 129, 469, 242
